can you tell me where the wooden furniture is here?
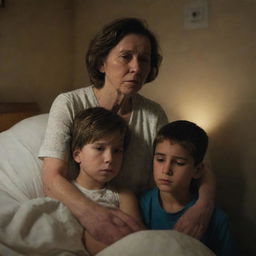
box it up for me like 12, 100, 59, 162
0, 102, 40, 132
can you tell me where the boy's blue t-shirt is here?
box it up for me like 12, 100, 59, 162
139, 188, 238, 256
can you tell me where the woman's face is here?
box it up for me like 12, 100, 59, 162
100, 34, 151, 95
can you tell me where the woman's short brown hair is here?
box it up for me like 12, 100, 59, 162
86, 17, 162, 88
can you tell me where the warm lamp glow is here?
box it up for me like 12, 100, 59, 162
174, 100, 226, 134
179, 108, 217, 133
142, 81, 236, 135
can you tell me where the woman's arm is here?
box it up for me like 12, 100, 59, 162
42, 157, 143, 245
173, 163, 216, 239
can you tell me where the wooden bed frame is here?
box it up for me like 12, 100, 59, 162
0, 102, 40, 132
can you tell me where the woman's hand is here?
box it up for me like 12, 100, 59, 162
173, 199, 214, 239
80, 203, 144, 245
174, 163, 215, 239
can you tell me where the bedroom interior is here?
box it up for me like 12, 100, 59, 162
0, 0, 255, 255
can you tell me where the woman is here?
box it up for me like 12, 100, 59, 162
39, 18, 215, 246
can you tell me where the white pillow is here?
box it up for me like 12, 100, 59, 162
0, 114, 49, 201
0, 114, 88, 255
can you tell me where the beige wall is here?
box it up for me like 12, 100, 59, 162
0, 0, 73, 111
1, 0, 256, 254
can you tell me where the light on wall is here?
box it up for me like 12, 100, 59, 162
175, 98, 226, 134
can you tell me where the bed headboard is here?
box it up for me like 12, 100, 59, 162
0, 102, 40, 132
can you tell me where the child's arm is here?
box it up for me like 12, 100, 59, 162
118, 189, 144, 226
84, 189, 144, 255
174, 163, 215, 239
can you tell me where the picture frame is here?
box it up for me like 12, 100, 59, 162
0, 0, 5, 8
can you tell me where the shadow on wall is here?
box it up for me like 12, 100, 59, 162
209, 102, 256, 256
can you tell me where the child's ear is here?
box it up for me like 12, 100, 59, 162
73, 148, 81, 164
193, 163, 204, 179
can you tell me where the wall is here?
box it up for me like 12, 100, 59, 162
1, 0, 255, 254
0, 0, 73, 112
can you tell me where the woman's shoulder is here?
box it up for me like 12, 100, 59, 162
134, 93, 162, 109
56, 86, 92, 102
51, 85, 97, 111
133, 93, 168, 124
134, 93, 167, 116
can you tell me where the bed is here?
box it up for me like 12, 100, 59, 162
0, 113, 215, 255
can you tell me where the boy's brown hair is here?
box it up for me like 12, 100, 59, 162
154, 120, 208, 166
71, 107, 129, 153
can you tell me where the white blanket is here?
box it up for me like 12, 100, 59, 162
0, 115, 215, 256
98, 230, 215, 256
0, 114, 86, 255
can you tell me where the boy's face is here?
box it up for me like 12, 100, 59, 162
153, 139, 201, 196
73, 131, 124, 189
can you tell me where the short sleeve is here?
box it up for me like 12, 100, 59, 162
138, 191, 152, 227
38, 94, 75, 160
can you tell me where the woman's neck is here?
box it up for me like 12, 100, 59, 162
93, 86, 132, 121
159, 190, 191, 213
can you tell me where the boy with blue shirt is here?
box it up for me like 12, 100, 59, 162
139, 120, 237, 255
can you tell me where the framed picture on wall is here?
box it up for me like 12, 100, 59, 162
0, 0, 5, 8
